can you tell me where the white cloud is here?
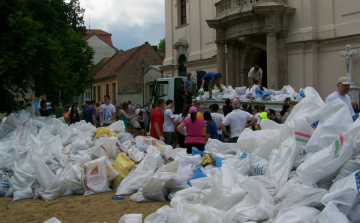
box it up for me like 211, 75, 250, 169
70, 0, 165, 50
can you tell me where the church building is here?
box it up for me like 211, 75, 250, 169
161, 0, 360, 101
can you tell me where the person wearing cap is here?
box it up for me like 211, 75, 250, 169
184, 72, 195, 105
177, 106, 206, 154
200, 72, 223, 100
220, 99, 258, 143
325, 77, 355, 118
248, 65, 263, 88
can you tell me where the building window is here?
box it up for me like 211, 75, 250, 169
93, 86, 96, 101
106, 84, 109, 95
98, 85, 100, 102
180, 0, 187, 25
112, 83, 116, 102
178, 54, 187, 76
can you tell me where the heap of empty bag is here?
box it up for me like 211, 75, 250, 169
0, 87, 359, 223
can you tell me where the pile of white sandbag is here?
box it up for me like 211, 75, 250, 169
141, 87, 359, 223
0, 110, 173, 202
197, 84, 304, 102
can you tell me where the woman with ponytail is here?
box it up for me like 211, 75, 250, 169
177, 106, 205, 154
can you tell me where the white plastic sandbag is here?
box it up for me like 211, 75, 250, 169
304, 99, 353, 154
135, 136, 172, 160
235, 87, 246, 95
108, 121, 126, 133
128, 146, 144, 162
142, 177, 168, 201
296, 133, 352, 186
82, 156, 119, 195
273, 206, 321, 223
116, 170, 153, 195
334, 154, 360, 182
136, 146, 163, 172
118, 214, 143, 223
321, 170, 360, 216
0, 171, 10, 197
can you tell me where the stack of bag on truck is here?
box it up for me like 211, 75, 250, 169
197, 84, 303, 102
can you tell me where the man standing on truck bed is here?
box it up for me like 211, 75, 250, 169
248, 65, 263, 88
200, 72, 223, 100
184, 72, 195, 105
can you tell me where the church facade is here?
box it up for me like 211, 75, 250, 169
161, 0, 360, 100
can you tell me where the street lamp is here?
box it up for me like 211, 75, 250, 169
140, 59, 146, 106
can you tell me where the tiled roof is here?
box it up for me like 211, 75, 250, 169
85, 29, 113, 46
92, 45, 143, 80
89, 57, 112, 77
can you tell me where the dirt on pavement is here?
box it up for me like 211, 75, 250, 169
0, 190, 169, 223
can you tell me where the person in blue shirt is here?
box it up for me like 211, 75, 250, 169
204, 111, 220, 141
200, 72, 223, 100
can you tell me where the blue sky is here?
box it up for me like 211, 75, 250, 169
76, 0, 165, 50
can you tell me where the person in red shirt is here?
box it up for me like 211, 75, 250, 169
150, 99, 166, 141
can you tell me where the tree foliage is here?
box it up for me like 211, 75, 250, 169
0, 0, 94, 114
158, 38, 165, 52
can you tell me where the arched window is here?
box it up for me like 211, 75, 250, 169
178, 54, 187, 76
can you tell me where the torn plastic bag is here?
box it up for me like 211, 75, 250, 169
83, 156, 119, 195
136, 146, 163, 172
112, 153, 134, 188
116, 170, 153, 195
304, 99, 353, 154
273, 206, 321, 223
321, 170, 360, 216
296, 133, 352, 186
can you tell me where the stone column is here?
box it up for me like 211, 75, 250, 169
266, 32, 278, 90
227, 42, 239, 87
217, 41, 226, 85
216, 29, 227, 85
277, 33, 288, 88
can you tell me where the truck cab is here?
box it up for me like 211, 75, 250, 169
152, 77, 195, 114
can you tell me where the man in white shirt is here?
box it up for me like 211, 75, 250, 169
220, 99, 258, 143
99, 94, 116, 126
325, 77, 355, 118
210, 104, 224, 140
163, 99, 176, 145
248, 65, 263, 88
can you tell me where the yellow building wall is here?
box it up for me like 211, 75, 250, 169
92, 76, 117, 104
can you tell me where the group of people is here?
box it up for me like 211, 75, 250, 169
36, 73, 359, 156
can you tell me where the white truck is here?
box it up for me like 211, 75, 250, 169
152, 77, 287, 115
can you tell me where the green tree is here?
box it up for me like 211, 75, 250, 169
158, 38, 165, 52
0, 0, 94, 114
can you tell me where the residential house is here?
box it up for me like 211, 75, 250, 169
90, 42, 164, 105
